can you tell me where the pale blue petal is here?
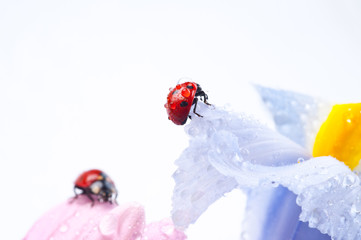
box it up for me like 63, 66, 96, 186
254, 85, 332, 150
172, 102, 359, 240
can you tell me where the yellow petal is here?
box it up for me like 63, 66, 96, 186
313, 103, 361, 170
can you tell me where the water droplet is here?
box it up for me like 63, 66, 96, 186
309, 214, 319, 227
296, 193, 306, 205
216, 147, 222, 154
240, 231, 249, 240
187, 126, 199, 136
342, 174, 356, 187
340, 216, 346, 224
161, 225, 175, 236
181, 88, 191, 98
270, 181, 279, 187
343, 111, 354, 124
272, 152, 281, 160
180, 190, 188, 198
59, 224, 68, 233
351, 203, 361, 217
191, 191, 205, 202
240, 148, 249, 156
305, 104, 310, 110
297, 158, 305, 163
170, 102, 176, 110
319, 167, 328, 175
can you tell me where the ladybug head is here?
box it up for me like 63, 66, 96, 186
84, 173, 117, 203
98, 179, 117, 203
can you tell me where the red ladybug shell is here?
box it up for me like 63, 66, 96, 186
75, 169, 103, 188
165, 82, 197, 125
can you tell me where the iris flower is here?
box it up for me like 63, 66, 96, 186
171, 86, 361, 240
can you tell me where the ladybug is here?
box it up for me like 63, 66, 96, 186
73, 169, 118, 206
165, 82, 210, 125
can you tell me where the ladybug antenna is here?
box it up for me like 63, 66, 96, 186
177, 77, 192, 85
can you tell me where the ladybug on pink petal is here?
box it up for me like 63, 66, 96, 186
73, 169, 118, 206
165, 82, 210, 125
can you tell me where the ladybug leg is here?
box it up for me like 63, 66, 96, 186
84, 190, 95, 206
196, 90, 211, 105
113, 190, 119, 205
192, 98, 203, 118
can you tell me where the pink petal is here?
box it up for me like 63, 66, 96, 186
24, 195, 145, 240
99, 202, 145, 240
143, 218, 187, 240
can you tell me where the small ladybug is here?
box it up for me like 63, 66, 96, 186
73, 169, 118, 206
165, 82, 210, 125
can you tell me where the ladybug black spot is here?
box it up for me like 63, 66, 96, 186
180, 101, 188, 107
187, 85, 194, 89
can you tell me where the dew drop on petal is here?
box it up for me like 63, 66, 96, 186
59, 224, 68, 233
191, 191, 205, 202
240, 147, 250, 156
161, 225, 175, 236
240, 231, 250, 240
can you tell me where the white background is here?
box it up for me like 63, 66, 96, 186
1, 1, 361, 239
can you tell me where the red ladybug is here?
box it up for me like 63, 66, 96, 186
73, 169, 118, 205
165, 82, 210, 125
